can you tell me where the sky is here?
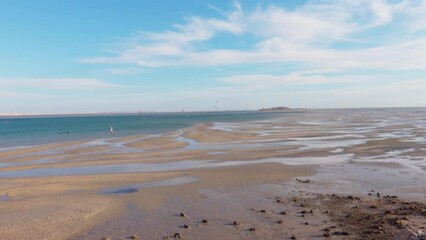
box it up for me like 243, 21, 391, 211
1, 0, 426, 114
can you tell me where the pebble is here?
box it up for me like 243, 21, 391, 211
296, 178, 311, 183
180, 212, 186, 217
202, 219, 208, 223
385, 210, 393, 215
174, 233, 181, 238
183, 224, 190, 229
233, 220, 240, 226
249, 227, 256, 231
333, 231, 350, 236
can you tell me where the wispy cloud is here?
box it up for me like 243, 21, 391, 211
0, 77, 119, 90
64, 0, 426, 111
218, 74, 330, 89
81, 0, 426, 73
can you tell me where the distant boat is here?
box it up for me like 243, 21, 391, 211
109, 126, 114, 134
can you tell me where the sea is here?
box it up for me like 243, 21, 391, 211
0, 111, 294, 149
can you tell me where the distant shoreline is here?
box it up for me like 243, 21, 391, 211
0, 109, 274, 118
3, 106, 426, 118
0, 108, 294, 118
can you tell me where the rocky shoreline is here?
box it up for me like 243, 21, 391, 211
96, 184, 426, 240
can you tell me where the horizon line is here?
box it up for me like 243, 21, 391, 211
2, 106, 426, 117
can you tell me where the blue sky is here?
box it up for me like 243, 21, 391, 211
1, 0, 426, 114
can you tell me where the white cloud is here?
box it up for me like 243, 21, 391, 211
73, 0, 426, 111
219, 73, 330, 88
0, 91, 49, 99
107, 67, 143, 76
0, 78, 119, 90
81, 0, 426, 75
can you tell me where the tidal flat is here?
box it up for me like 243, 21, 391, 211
0, 108, 425, 239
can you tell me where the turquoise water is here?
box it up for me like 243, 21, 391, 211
0, 111, 295, 148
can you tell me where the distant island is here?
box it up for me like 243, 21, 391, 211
259, 106, 292, 111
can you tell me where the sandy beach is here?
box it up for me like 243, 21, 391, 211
0, 109, 425, 239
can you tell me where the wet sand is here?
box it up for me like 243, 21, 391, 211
0, 109, 425, 239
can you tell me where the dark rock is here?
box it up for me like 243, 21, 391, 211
385, 210, 393, 215
179, 212, 186, 217
280, 211, 287, 215
249, 227, 256, 231
260, 209, 266, 213
295, 178, 311, 183
202, 219, 208, 223
183, 224, 190, 229
174, 233, 181, 238
233, 221, 240, 226
333, 231, 350, 236
277, 220, 283, 224
323, 232, 331, 237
